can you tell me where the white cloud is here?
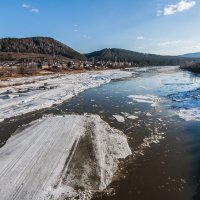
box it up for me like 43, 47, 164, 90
136, 36, 145, 40
22, 4, 30, 8
156, 10, 163, 16
158, 40, 182, 46
82, 34, 89, 39
30, 8, 39, 13
157, 40, 193, 46
22, 3, 39, 14
157, 0, 196, 16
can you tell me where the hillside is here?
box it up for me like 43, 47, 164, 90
85, 48, 198, 66
0, 37, 86, 60
179, 52, 200, 58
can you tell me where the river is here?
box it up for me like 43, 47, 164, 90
0, 66, 200, 200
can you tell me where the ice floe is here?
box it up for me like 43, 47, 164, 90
178, 108, 200, 121
127, 115, 138, 120
170, 88, 200, 121
0, 114, 131, 200
121, 112, 138, 120
113, 115, 125, 123
128, 94, 160, 107
0, 70, 132, 120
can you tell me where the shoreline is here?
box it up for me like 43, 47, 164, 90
0, 69, 133, 121
0, 68, 128, 88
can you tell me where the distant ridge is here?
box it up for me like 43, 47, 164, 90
0, 37, 86, 60
85, 48, 199, 66
0, 37, 199, 66
179, 52, 200, 58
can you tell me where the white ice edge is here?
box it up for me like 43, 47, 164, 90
0, 114, 132, 200
0, 70, 132, 120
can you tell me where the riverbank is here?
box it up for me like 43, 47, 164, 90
180, 63, 200, 74
0, 69, 132, 121
0, 68, 113, 87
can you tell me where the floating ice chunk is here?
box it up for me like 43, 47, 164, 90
92, 104, 98, 107
127, 115, 138, 120
177, 108, 200, 121
121, 112, 130, 117
128, 94, 160, 107
121, 112, 138, 120
113, 115, 125, 123
169, 88, 200, 122
0, 114, 131, 200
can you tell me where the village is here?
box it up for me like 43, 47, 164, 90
0, 56, 135, 76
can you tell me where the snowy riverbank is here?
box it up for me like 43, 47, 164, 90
0, 70, 132, 121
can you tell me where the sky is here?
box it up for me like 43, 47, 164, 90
0, 0, 200, 55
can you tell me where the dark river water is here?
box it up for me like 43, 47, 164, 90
0, 66, 200, 200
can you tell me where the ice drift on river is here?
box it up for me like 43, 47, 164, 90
0, 70, 132, 121
170, 88, 200, 121
128, 94, 160, 107
0, 114, 132, 200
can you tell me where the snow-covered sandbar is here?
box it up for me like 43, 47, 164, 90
0, 70, 132, 121
0, 114, 132, 200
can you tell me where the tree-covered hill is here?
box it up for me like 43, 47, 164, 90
85, 48, 199, 66
0, 37, 86, 60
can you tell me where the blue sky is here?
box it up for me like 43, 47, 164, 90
0, 0, 200, 55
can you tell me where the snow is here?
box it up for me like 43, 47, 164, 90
0, 114, 132, 200
0, 74, 58, 87
0, 70, 132, 120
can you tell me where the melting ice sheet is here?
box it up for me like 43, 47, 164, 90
0, 114, 131, 200
0, 70, 132, 121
